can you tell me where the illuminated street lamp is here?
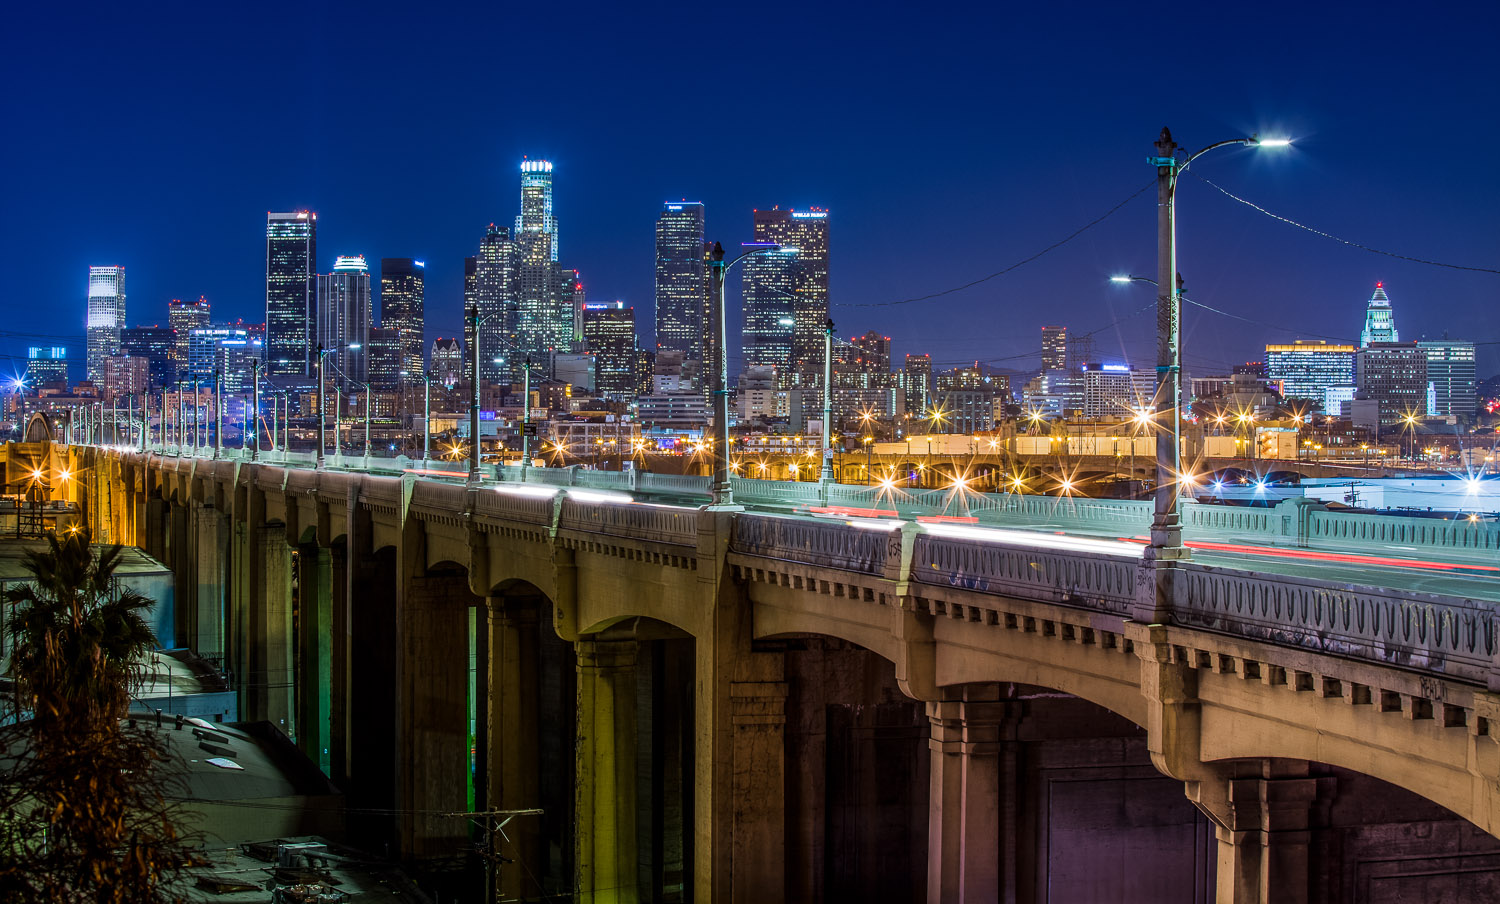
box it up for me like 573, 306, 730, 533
1111, 128, 1290, 557
705, 241, 798, 507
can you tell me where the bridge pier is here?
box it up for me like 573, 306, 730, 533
397, 564, 476, 860
576, 637, 641, 903
926, 684, 1013, 904
486, 595, 543, 900
294, 542, 332, 770
1211, 760, 1326, 904
192, 504, 228, 668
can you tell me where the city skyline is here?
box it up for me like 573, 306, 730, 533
4, 4, 1497, 384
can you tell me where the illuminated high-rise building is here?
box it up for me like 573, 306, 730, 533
582, 302, 637, 398
902, 353, 933, 415
743, 208, 830, 384
26, 346, 69, 386
1360, 282, 1399, 347
379, 258, 426, 382
514, 159, 573, 369
654, 202, 710, 361
473, 225, 520, 382
315, 255, 372, 389
1357, 342, 1427, 425
1417, 339, 1476, 419
850, 331, 891, 374
265, 211, 317, 376
367, 326, 402, 391
168, 296, 211, 371
1265, 341, 1357, 413
462, 255, 478, 380
121, 327, 175, 387
1041, 326, 1068, 373
86, 265, 126, 382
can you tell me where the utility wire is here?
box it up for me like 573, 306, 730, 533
836, 181, 1156, 308
1190, 173, 1500, 276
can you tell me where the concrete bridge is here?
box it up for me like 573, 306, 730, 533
65, 442, 1500, 902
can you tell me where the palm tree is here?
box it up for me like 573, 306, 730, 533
6, 530, 158, 726
0, 529, 198, 902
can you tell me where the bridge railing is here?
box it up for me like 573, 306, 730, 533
97, 444, 1499, 557
730, 513, 892, 576
911, 532, 1139, 617
1177, 562, 1497, 685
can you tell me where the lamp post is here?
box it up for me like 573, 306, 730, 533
468, 303, 481, 483
1114, 127, 1289, 618
1143, 128, 1288, 553
423, 371, 432, 462
821, 319, 835, 484
521, 356, 534, 477
213, 367, 222, 459
705, 241, 798, 507
250, 359, 261, 461
316, 345, 331, 468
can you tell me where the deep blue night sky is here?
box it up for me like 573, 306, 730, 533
4, 1, 1497, 382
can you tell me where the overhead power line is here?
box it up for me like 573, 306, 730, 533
1191, 173, 1500, 276
836, 181, 1156, 308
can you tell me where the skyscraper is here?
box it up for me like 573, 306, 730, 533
744, 208, 830, 384
26, 347, 69, 386
86, 266, 126, 382
514, 159, 572, 368
655, 202, 710, 361
582, 302, 637, 398
1041, 326, 1068, 373
473, 225, 520, 382
1356, 342, 1427, 425
266, 211, 317, 376
168, 296, 211, 372
121, 327, 175, 387
367, 326, 402, 391
315, 256, 372, 389
463, 255, 478, 381
186, 327, 250, 382
1360, 282, 1399, 347
850, 331, 891, 374
1265, 341, 1357, 413
1417, 340, 1477, 419
379, 258, 426, 382
903, 353, 933, 415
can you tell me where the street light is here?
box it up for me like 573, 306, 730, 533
1118, 127, 1290, 561
705, 241, 798, 507
315, 343, 360, 469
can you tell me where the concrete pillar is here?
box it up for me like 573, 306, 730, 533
488, 599, 542, 901
576, 638, 640, 904
729, 658, 788, 901
143, 495, 165, 562
328, 543, 351, 787
192, 505, 229, 663
296, 544, 332, 771
169, 503, 191, 648
244, 525, 293, 733
1213, 761, 1324, 904
927, 685, 1011, 904
399, 569, 472, 859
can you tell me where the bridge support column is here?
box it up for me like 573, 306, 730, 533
168, 503, 191, 647
296, 544, 332, 771
244, 524, 292, 732
926, 684, 1013, 904
575, 638, 640, 904
192, 505, 228, 662
398, 567, 474, 860
727, 655, 788, 901
1211, 761, 1325, 904
487, 598, 542, 901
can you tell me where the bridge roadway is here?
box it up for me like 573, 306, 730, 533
74, 444, 1500, 903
